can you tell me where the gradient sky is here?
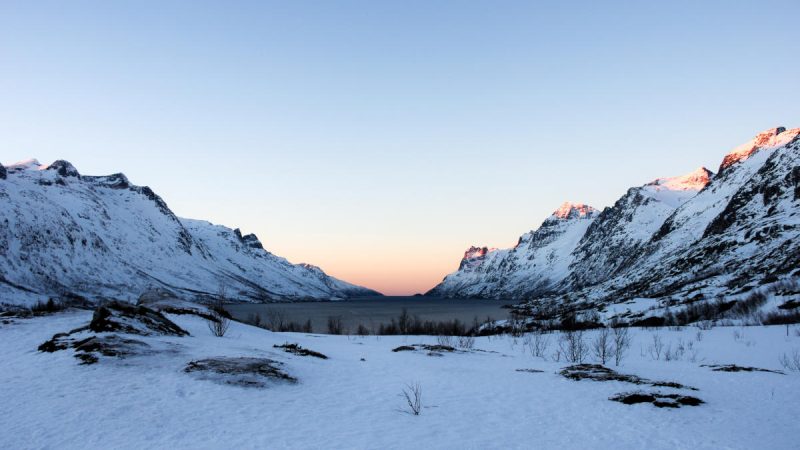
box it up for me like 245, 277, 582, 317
2, 1, 799, 295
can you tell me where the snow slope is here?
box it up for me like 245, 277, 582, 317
0, 160, 379, 305
1, 311, 798, 449
565, 167, 713, 289
427, 203, 598, 298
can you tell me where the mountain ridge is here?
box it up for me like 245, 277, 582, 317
0, 159, 380, 306
428, 127, 800, 322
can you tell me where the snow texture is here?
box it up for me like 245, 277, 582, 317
1, 311, 799, 449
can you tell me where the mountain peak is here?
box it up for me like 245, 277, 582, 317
552, 202, 597, 220
45, 160, 80, 178
458, 246, 497, 270
463, 246, 495, 260
6, 158, 42, 171
647, 167, 713, 192
718, 126, 800, 173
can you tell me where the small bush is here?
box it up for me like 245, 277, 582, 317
559, 330, 588, 363
30, 299, 67, 315
206, 289, 231, 338
779, 349, 800, 372
456, 335, 475, 350
612, 325, 631, 366
647, 333, 665, 360
592, 327, 613, 365
437, 335, 454, 347
402, 382, 423, 416
524, 329, 550, 359
327, 316, 345, 335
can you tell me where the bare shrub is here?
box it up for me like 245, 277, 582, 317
733, 329, 743, 341
246, 313, 262, 328
647, 333, 664, 360
612, 325, 631, 366
559, 330, 588, 363
779, 349, 800, 372
666, 338, 686, 361
437, 335, 454, 347
592, 327, 613, 365
457, 335, 475, 350
697, 320, 713, 330
356, 324, 370, 336
264, 309, 287, 332
30, 298, 67, 315
327, 316, 345, 335
508, 313, 526, 337
402, 382, 423, 415
525, 329, 550, 359
207, 289, 231, 337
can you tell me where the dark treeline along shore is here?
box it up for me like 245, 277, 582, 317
226, 296, 514, 335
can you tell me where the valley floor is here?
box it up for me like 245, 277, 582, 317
1, 311, 799, 449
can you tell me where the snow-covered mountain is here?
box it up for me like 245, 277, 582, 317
564, 167, 713, 289
427, 202, 599, 298
428, 127, 800, 311
0, 159, 380, 306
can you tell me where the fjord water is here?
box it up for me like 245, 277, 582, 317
226, 296, 513, 333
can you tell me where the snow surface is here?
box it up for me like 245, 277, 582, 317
1, 312, 799, 449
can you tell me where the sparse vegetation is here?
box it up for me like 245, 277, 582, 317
456, 335, 475, 350
778, 349, 800, 372
206, 289, 231, 337
647, 333, 665, 360
592, 327, 612, 364
524, 329, 551, 359
558, 330, 588, 363
327, 316, 345, 335
401, 382, 423, 416
611, 324, 631, 366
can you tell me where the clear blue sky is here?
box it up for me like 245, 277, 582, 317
2, 1, 798, 294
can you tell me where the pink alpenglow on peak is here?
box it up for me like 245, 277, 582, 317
5, 158, 43, 170
462, 246, 497, 260
718, 127, 800, 173
552, 202, 598, 220
647, 167, 713, 192
458, 246, 498, 271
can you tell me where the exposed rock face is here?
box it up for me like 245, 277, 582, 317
45, 160, 81, 178
0, 159, 381, 306
0, 163, 6, 180
89, 302, 189, 336
429, 127, 800, 320
459, 246, 496, 270
37, 302, 188, 365
184, 357, 297, 387
234, 228, 264, 250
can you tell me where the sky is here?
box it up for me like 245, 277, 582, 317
1, 1, 799, 295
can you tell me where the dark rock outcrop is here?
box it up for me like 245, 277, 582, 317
45, 160, 80, 178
